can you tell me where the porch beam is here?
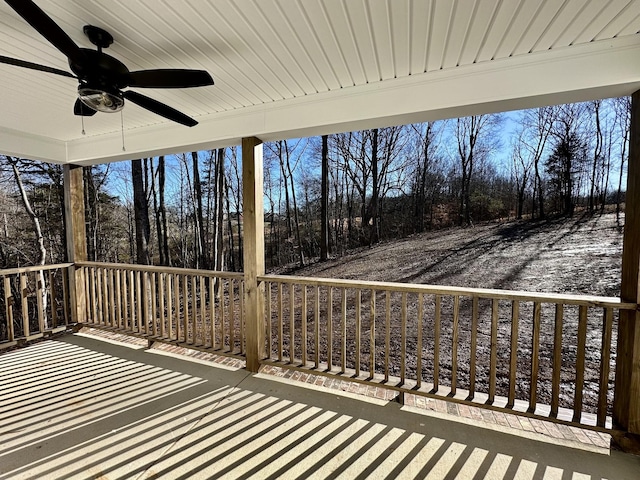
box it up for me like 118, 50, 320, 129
242, 137, 266, 372
63, 165, 87, 324
613, 90, 640, 444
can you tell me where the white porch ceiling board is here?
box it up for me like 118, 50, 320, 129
0, 0, 639, 164
426, 0, 455, 71
250, 1, 319, 95
493, 0, 546, 59
297, 1, 351, 89
323, 0, 367, 86
390, 0, 411, 77
441, 0, 476, 69
535, 0, 591, 51
456, 0, 499, 66
572, 0, 633, 44
367, 0, 395, 80
595, 1, 640, 40
476, 0, 522, 62
343, 1, 382, 83
554, 0, 613, 47
408, 0, 432, 73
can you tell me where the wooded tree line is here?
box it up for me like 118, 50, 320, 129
0, 97, 630, 272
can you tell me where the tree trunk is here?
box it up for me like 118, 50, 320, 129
158, 156, 170, 265
132, 159, 151, 265
192, 151, 207, 269
11, 160, 48, 328
320, 135, 330, 261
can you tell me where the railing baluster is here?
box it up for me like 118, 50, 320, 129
95, 268, 103, 325
229, 278, 235, 351
128, 270, 135, 331
217, 278, 224, 349
508, 300, 520, 407
191, 275, 197, 345
597, 307, 614, 427
401, 292, 408, 385
36, 270, 44, 332
469, 296, 479, 398
209, 277, 217, 349
451, 295, 459, 394
278, 282, 283, 361
489, 298, 498, 404
434, 294, 441, 391
239, 280, 245, 354
102, 268, 109, 327
135, 271, 143, 334
108, 269, 116, 328
167, 274, 174, 340
182, 275, 190, 344
49, 271, 58, 328
385, 290, 391, 382
159, 273, 166, 339
370, 290, 376, 379
91, 268, 99, 325
327, 287, 333, 371
265, 281, 272, 356
199, 276, 206, 346
115, 269, 122, 329
290, 283, 295, 363
417, 293, 423, 389
62, 267, 69, 326
301, 285, 307, 367
149, 272, 161, 337
4, 276, 14, 341
530, 301, 541, 413
551, 304, 563, 417
20, 273, 29, 337
314, 285, 320, 369
574, 305, 588, 422
175, 274, 182, 341
341, 288, 347, 373
355, 289, 361, 376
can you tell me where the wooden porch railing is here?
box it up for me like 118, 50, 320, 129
76, 262, 246, 359
0, 264, 72, 348
259, 274, 637, 431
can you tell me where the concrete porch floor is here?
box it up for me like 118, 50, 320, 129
1, 333, 639, 480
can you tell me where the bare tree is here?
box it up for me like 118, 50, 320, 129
454, 114, 502, 225
131, 159, 151, 264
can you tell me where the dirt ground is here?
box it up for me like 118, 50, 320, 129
273, 212, 626, 414
294, 212, 624, 297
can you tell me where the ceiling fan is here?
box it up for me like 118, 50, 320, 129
0, 0, 214, 127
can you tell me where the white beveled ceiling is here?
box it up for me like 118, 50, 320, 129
1, 0, 640, 165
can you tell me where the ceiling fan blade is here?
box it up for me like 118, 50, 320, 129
123, 91, 198, 127
74, 98, 97, 116
4, 0, 84, 64
0, 54, 76, 78
127, 69, 214, 89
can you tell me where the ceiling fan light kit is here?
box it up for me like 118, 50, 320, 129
1, 0, 214, 127
78, 86, 124, 113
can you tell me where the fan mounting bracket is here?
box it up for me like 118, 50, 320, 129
83, 25, 113, 50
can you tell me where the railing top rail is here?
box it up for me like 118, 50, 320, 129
76, 261, 245, 279
0, 263, 73, 276
259, 274, 636, 310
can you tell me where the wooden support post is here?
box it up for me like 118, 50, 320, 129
613, 90, 640, 448
63, 165, 87, 324
242, 137, 266, 372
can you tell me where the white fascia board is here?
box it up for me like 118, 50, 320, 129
0, 127, 67, 163
65, 35, 640, 165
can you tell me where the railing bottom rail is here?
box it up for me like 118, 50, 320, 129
260, 358, 616, 434
81, 322, 246, 363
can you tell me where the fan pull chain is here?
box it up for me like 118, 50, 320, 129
121, 110, 126, 151
81, 114, 85, 135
